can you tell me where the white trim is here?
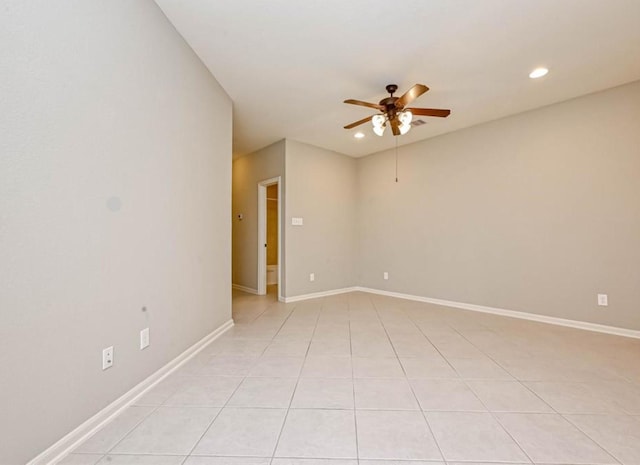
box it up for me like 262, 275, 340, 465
257, 176, 281, 299
232, 283, 259, 295
282, 285, 639, 338
257, 183, 267, 295
277, 179, 283, 302
355, 287, 640, 339
282, 287, 358, 303
29, 319, 235, 465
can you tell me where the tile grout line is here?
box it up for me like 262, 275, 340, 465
176, 375, 245, 463
72, 404, 160, 461
268, 297, 324, 463
443, 323, 580, 407
562, 415, 625, 465
347, 294, 361, 465
401, 301, 545, 463
448, 323, 621, 464
95, 354, 226, 463
69, 353, 226, 461
66, 322, 256, 464
71, 290, 636, 465
398, 304, 465, 375
427, 319, 538, 464
183, 295, 299, 463
368, 294, 447, 463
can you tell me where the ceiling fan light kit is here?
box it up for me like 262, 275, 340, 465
371, 110, 413, 137
343, 83, 451, 137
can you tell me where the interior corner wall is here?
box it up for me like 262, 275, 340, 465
0, 2, 232, 463
284, 140, 357, 297
356, 80, 640, 331
232, 140, 286, 293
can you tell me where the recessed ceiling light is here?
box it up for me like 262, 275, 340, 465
529, 67, 549, 79
354, 132, 365, 139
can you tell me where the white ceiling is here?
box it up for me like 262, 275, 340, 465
155, 0, 640, 158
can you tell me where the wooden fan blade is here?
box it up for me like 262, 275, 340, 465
344, 99, 383, 110
395, 84, 429, 109
390, 117, 401, 136
406, 107, 451, 118
344, 115, 374, 129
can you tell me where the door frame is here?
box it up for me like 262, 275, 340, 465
257, 176, 282, 300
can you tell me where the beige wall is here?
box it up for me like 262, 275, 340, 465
0, 1, 232, 463
285, 140, 357, 296
357, 81, 640, 330
232, 139, 357, 298
232, 140, 285, 291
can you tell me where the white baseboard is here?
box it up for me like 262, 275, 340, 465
283, 285, 639, 338
29, 319, 235, 465
355, 287, 640, 339
282, 287, 358, 303
232, 283, 259, 295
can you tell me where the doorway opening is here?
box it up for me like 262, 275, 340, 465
257, 176, 282, 300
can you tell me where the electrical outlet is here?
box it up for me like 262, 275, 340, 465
102, 346, 113, 370
383, 272, 389, 280
597, 294, 608, 306
309, 272, 315, 282
140, 328, 150, 350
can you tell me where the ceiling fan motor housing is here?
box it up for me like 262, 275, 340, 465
385, 84, 398, 95
381, 99, 398, 119
381, 84, 400, 118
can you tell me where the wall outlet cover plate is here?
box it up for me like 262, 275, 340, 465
102, 346, 114, 370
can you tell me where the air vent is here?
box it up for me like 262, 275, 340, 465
412, 119, 426, 126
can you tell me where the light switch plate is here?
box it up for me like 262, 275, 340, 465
292, 217, 303, 226
140, 328, 150, 350
597, 294, 608, 306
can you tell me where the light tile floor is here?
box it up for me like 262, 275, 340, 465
61, 287, 640, 465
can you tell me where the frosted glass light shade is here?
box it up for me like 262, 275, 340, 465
399, 110, 412, 125
372, 114, 386, 136
398, 110, 412, 135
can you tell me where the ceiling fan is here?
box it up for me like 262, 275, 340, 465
344, 84, 450, 136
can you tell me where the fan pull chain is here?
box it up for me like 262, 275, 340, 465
395, 137, 399, 183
